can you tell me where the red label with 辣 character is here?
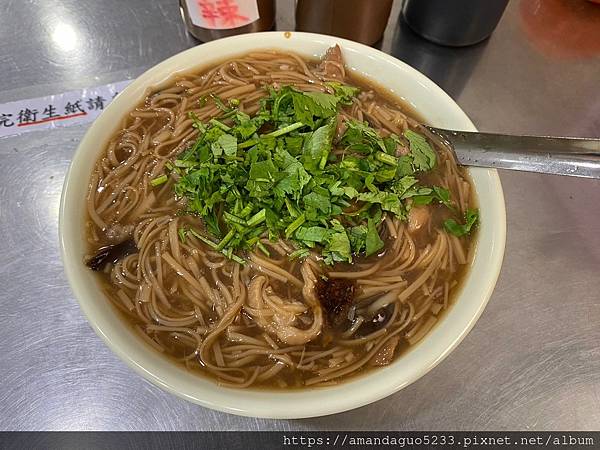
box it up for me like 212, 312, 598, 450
185, 0, 259, 30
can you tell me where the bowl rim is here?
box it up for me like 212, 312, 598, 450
59, 31, 506, 419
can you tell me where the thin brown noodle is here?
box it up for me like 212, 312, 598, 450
86, 48, 475, 388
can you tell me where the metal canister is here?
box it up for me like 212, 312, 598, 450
179, 0, 276, 42
402, 0, 509, 47
295, 0, 393, 46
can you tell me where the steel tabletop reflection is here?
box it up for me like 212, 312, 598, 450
0, 0, 599, 431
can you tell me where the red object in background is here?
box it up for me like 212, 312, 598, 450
180, 0, 274, 42
197, 0, 250, 28
198, 1, 219, 28
215, 0, 249, 28
520, 0, 600, 58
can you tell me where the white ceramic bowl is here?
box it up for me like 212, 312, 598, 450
60, 32, 505, 418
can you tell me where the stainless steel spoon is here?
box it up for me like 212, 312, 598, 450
427, 127, 600, 179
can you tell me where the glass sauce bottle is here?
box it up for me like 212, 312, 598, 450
180, 0, 275, 42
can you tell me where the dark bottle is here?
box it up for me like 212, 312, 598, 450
179, 0, 276, 42
295, 0, 393, 45
402, 0, 509, 47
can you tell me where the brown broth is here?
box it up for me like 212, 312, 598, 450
86, 50, 478, 389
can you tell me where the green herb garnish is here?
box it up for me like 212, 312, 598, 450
404, 129, 437, 172
444, 208, 479, 237
150, 174, 168, 187
178, 227, 187, 243
172, 85, 474, 264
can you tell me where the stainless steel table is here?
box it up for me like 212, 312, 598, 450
1, 0, 598, 431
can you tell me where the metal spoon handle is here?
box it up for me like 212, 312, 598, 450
428, 127, 600, 179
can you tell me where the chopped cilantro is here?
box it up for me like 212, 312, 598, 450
366, 218, 384, 256
404, 129, 437, 171
301, 118, 335, 171
150, 174, 168, 187
171, 83, 463, 264
444, 208, 479, 237
325, 81, 360, 104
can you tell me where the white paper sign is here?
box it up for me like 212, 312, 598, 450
185, 0, 259, 30
0, 80, 132, 139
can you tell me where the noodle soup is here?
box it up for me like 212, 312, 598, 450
84, 46, 478, 388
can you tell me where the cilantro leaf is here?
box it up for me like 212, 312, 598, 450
304, 91, 338, 113
303, 191, 331, 214
295, 226, 330, 243
325, 81, 360, 105
346, 189, 405, 217
273, 145, 311, 199
301, 118, 335, 172
348, 225, 367, 254
324, 228, 352, 264
366, 218, 384, 256
404, 129, 436, 171
444, 208, 479, 236
432, 186, 453, 208
216, 133, 237, 157
341, 119, 387, 153
410, 186, 454, 207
